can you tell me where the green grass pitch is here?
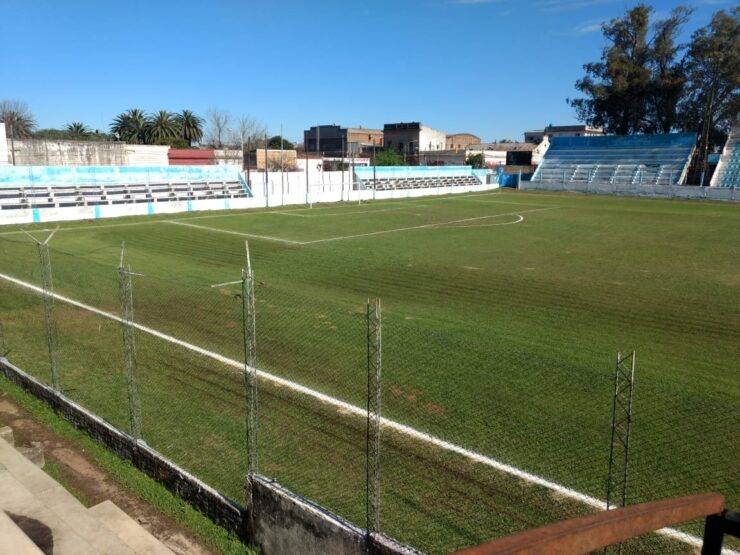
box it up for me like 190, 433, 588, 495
0, 189, 737, 554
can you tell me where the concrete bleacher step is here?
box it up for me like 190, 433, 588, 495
0, 510, 45, 555
89, 500, 174, 555
0, 434, 173, 554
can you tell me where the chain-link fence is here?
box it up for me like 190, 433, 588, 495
0, 234, 737, 555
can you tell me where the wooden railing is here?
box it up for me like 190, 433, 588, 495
453, 493, 739, 555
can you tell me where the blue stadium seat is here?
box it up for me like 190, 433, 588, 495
532, 134, 696, 186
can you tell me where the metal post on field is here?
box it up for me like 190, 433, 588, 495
23, 228, 61, 391
366, 298, 382, 538
305, 147, 309, 206
242, 241, 258, 478
372, 140, 377, 201
0, 320, 8, 358
341, 135, 345, 199
606, 351, 636, 512
118, 241, 143, 439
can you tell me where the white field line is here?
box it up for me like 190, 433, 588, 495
210, 280, 242, 288
300, 207, 557, 245
0, 219, 165, 237
164, 220, 303, 245
0, 270, 723, 553
273, 206, 409, 218
451, 214, 524, 227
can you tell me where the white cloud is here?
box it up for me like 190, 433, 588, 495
574, 21, 602, 34
534, 0, 616, 12
454, 0, 506, 5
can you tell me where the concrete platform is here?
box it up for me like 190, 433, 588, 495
0, 433, 174, 554
90, 500, 174, 555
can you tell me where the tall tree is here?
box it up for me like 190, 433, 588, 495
65, 122, 90, 138
568, 4, 691, 134
146, 110, 180, 143
205, 108, 231, 148
678, 8, 740, 150
647, 7, 693, 133
267, 135, 293, 149
176, 110, 204, 146
0, 99, 37, 138
110, 108, 148, 144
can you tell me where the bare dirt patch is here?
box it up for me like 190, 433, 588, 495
0, 391, 214, 555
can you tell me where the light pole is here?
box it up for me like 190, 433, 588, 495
372, 139, 377, 201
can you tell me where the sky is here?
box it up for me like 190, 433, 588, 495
0, 0, 732, 144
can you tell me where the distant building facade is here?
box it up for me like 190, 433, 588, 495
0, 124, 8, 165
446, 133, 481, 151
384, 122, 446, 154
524, 125, 604, 143
467, 138, 550, 167
303, 125, 383, 155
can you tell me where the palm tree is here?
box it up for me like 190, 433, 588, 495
0, 99, 37, 138
176, 110, 204, 146
146, 110, 180, 143
65, 122, 89, 138
110, 108, 147, 144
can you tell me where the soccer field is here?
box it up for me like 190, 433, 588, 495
0, 189, 738, 553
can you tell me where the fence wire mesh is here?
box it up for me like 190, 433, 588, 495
0, 232, 737, 555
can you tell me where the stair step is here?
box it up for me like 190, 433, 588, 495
0, 426, 13, 446
89, 500, 174, 555
0, 509, 45, 555
1, 436, 135, 554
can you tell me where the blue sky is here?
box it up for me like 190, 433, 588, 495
0, 0, 731, 143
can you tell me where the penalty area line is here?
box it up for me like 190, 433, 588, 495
0, 271, 720, 553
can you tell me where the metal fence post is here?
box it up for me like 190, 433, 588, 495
242, 241, 258, 479
366, 297, 382, 538
23, 229, 60, 391
119, 242, 142, 439
0, 321, 8, 358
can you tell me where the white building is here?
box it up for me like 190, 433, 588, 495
0, 124, 8, 165
524, 125, 604, 143
383, 122, 447, 155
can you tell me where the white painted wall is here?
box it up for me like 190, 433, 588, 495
124, 144, 169, 166
2, 175, 500, 225
0, 124, 8, 166
419, 126, 447, 151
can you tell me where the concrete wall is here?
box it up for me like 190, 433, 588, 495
0, 123, 8, 166
124, 144, 169, 166
419, 126, 446, 151
0, 164, 244, 187
0, 359, 419, 555
520, 179, 739, 201
6, 139, 169, 166
9, 139, 128, 165
2, 169, 499, 225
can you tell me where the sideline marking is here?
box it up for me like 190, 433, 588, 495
0, 219, 164, 237
165, 220, 303, 245
0, 270, 720, 553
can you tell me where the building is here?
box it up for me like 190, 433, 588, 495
524, 125, 604, 143
303, 125, 383, 155
246, 149, 298, 171
383, 122, 446, 155
347, 128, 384, 154
466, 139, 550, 168
0, 124, 8, 165
446, 133, 481, 151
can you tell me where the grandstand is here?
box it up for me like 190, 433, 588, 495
354, 165, 485, 191
531, 133, 696, 186
710, 124, 740, 187
0, 165, 251, 214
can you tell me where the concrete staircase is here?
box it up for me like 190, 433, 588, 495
0, 427, 174, 555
